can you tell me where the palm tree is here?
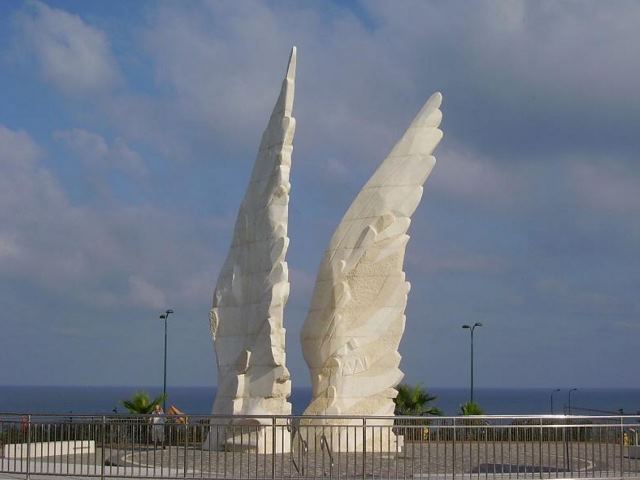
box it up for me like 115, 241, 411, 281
394, 383, 443, 416
459, 401, 484, 416
458, 401, 485, 441
122, 391, 166, 414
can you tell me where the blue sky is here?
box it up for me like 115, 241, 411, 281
0, 0, 638, 389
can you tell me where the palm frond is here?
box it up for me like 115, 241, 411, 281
121, 391, 167, 414
459, 401, 484, 416
394, 383, 441, 416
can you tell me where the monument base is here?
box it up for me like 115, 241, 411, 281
297, 419, 403, 453
203, 419, 291, 454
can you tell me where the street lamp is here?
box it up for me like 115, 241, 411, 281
462, 322, 483, 403
159, 309, 174, 412
550, 388, 561, 414
568, 388, 578, 415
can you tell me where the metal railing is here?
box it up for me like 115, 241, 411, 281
1, 413, 639, 479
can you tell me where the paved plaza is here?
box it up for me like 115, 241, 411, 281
2, 440, 639, 479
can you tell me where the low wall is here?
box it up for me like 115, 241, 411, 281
2, 440, 95, 459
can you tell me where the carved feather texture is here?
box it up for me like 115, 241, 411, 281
209, 47, 297, 417
301, 92, 443, 417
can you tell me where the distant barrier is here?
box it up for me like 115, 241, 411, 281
1, 413, 639, 479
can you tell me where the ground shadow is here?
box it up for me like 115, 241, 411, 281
474, 463, 570, 474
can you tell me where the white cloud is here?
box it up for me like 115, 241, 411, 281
569, 160, 640, 215
0, 125, 43, 164
55, 128, 109, 165
23, 0, 636, 187
136, 1, 414, 167
367, 0, 640, 111
0, 234, 21, 260
54, 128, 147, 178
128, 275, 167, 310
19, 0, 121, 95
534, 277, 628, 315
130, 1, 640, 189
0, 124, 215, 311
430, 145, 524, 204
407, 250, 508, 275
0, 125, 65, 219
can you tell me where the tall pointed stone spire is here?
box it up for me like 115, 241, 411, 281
205, 47, 297, 453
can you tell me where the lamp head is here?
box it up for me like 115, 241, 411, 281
159, 314, 166, 320
166, 309, 174, 315
462, 324, 470, 329
474, 322, 483, 327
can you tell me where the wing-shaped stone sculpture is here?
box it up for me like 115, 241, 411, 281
204, 47, 296, 453
300, 92, 443, 452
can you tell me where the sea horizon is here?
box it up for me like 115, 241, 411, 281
2, 385, 639, 417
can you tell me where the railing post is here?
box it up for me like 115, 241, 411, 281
539, 417, 543, 479
183, 418, 188, 478
101, 416, 106, 480
452, 417, 456, 479
362, 418, 366, 480
25, 414, 31, 480
564, 418, 571, 473
620, 416, 625, 476
271, 417, 276, 480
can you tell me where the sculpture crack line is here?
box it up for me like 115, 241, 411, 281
300, 92, 443, 451
206, 47, 296, 445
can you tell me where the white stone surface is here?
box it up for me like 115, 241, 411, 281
299, 92, 444, 452
204, 47, 296, 452
2, 440, 95, 459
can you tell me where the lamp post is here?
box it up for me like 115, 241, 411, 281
462, 322, 483, 403
550, 388, 561, 414
159, 309, 174, 412
568, 388, 578, 415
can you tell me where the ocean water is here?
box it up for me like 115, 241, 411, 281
1, 386, 639, 416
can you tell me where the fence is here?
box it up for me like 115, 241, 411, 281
1, 413, 639, 479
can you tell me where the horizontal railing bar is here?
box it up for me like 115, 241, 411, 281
2, 412, 639, 420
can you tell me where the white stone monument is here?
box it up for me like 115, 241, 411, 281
299, 92, 444, 452
204, 47, 296, 453
205, 46, 444, 454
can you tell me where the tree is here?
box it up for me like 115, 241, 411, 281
459, 401, 484, 416
394, 383, 443, 416
122, 391, 166, 414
